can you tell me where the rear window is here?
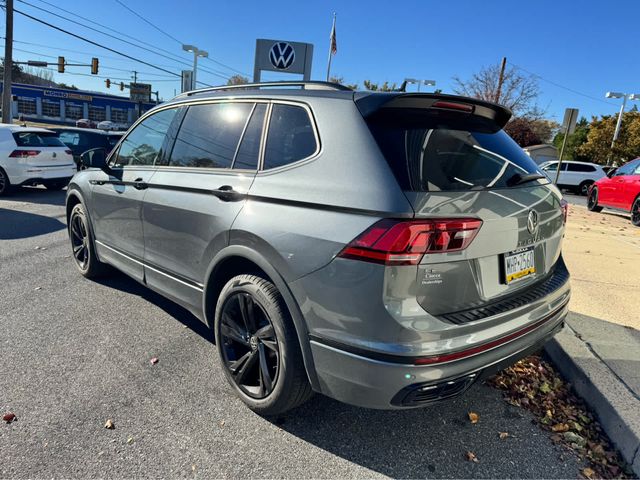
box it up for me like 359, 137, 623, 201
13, 131, 65, 148
367, 123, 544, 191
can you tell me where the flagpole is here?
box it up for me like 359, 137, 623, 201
326, 12, 336, 81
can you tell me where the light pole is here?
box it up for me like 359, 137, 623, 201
182, 44, 209, 89
404, 78, 436, 92
605, 91, 640, 164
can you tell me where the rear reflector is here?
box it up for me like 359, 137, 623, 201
338, 218, 482, 266
9, 149, 41, 158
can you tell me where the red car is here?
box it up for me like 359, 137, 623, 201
588, 158, 640, 226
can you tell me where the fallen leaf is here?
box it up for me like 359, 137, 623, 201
551, 423, 570, 433
468, 412, 479, 424
466, 451, 479, 463
127, 437, 134, 444
3, 412, 16, 423
150, 357, 159, 365
564, 431, 586, 448
581, 467, 595, 479
499, 432, 509, 439
539, 382, 551, 394
219, 420, 225, 427
104, 419, 114, 429
34, 286, 42, 291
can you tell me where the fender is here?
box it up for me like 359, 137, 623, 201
203, 245, 320, 391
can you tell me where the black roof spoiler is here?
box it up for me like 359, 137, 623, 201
355, 92, 512, 133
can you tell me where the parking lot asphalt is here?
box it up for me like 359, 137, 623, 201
0, 188, 585, 479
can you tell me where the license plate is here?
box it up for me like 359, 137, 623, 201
504, 247, 535, 284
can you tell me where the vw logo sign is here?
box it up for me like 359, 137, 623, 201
527, 210, 539, 235
269, 42, 295, 70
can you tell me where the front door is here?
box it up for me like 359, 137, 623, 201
141, 101, 266, 312
90, 107, 179, 281
621, 160, 640, 210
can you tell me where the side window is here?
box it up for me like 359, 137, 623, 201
264, 104, 317, 170
169, 102, 253, 169
58, 131, 80, 146
113, 108, 177, 167
616, 161, 637, 176
233, 104, 266, 170
634, 162, 640, 175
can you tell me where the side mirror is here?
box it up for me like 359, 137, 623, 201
80, 148, 108, 171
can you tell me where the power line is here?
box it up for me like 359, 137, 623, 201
113, 0, 182, 45
11, 7, 185, 79
508, 61, 618, 108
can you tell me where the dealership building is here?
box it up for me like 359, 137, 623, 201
0, 82, 156, 127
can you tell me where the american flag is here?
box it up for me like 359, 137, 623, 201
330, 15, 337, 55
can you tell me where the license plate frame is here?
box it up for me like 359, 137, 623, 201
503, 246, 536, 284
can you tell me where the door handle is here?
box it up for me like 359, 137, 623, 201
132, 178, 148, 190
212, 185, 242, 201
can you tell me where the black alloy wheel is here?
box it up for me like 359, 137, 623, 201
70, 211, 89, 270
632, 198, 640, 227
0, 169, 10, 196
219, 292, 280, 399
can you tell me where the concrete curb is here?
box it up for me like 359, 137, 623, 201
545, 324, 640, 477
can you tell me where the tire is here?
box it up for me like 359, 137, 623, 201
632, 197, 640, 227
587, 187, 603, 212
68, 203, 109, 278
214, 274, 312, 415
0, 168, 13, 196
45, 181, 67, 191
578, 180, 593, 196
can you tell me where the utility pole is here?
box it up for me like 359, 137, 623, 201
495, 56, 507, 104
2, 0, 14, 124
132, 70, 138, 84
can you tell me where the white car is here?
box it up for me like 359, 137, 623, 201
0, 125, 76, 196
540, 160, 607, 195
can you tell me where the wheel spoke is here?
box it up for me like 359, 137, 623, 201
221, 314, 249, 345
261, 339, 278, 352
255, 324, 274, 340
233, 351, 257, 385
237, 294, 256, 333
71, 219, 82, 240
257, 344, 273, 393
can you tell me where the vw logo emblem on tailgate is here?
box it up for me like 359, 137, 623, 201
527, 210, 539, 235
269, 42, 295, 70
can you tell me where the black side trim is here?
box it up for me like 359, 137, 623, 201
436, 259, 570, 325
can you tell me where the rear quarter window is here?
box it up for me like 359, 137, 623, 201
263, 104, 317, 170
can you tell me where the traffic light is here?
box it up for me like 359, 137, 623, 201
105, 79, 111, 89
91, 57, 99, 75
120, 82, 124, 91
57, 56, 65, 73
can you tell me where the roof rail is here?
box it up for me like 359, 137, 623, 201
174, 81, 352, 99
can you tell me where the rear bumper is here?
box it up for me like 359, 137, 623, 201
18, 175, 73, 186
11, 165, 77, 186
309, 297, 568, 409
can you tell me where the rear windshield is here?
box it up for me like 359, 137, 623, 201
13, 131, 66, 148
367, 122, 545, 191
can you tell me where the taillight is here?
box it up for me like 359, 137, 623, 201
560, 199, 568, 224
338, 218, 483, 266
9, 149, 41, 158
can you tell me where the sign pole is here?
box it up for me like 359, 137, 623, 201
555, 108, 579, 185
2, 0, 14, 124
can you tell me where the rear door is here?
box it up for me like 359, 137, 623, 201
141, 101, 264, 311
361, 96, 565, 316
90, 107, 179, 281
605, 160, 638, 208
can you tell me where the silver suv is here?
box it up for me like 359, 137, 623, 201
66, 81, 570, 415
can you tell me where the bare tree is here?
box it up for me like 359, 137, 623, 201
452, 62, 541, 117
226, 74, 249, 86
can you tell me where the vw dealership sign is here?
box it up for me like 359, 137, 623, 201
254, 39, 313, 82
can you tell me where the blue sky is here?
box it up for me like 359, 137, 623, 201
3, 0, 638, 122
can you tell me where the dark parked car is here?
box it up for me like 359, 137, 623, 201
66, 81, 570, 415
50, 127, 123, 168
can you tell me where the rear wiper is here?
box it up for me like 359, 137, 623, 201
507, 173, 547, 187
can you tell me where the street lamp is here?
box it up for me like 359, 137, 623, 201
605, 91, 640, 164
404, 78, 436, 92
182, 44, 209, 89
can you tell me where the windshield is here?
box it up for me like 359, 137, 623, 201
367, 124, 546, 192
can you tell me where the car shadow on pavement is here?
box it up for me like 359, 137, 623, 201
268, 381, 576, 479
0, 207, 66, 239
1, 186, 67, 206
94, 272, 214, 344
